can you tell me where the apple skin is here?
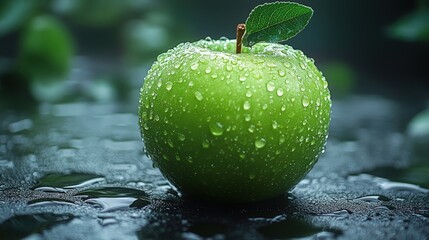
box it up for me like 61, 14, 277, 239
139, 39, 331, 202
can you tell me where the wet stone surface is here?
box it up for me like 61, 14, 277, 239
0, 96, 428, 240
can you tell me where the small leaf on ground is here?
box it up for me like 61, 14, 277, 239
243, 2, 313, 47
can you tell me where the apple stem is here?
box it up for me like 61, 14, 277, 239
236, 24, 246, 54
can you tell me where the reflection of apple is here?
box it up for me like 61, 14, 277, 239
139, 39, 331, 202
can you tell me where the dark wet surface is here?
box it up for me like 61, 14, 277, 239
0, 96, 428, 240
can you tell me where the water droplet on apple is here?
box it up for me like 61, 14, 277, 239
202, 139, 210, 148
284, 62, 291, 68
300, 62, 306, 69
281, 105, 286, 111
246, 90, 252, 97
253, 73, 262, 79
255, 138, 266, 149
249, 173, 256, 180
174, 63, 181, 69
316, 98, 321, 106
262, 104, 268, 110
205, 66, 212, 74
239, 76, 246, 82
209, 121, 224, 136
194, 91, 204, 101
165, 82, 173, 91
226, 63, 233, 71
276, 88, 284, 96
204, 36, 212, 41
302, 96, 310, 107
167, 139, 174, 147
190, 62, 199, 70
278, 69, 286, 77
178, 133, 185, 141
322, 78, 328, 89
266, 62, 277, 68
248, 125, 255, 133
243, 101, 251, 110
244, 114, 251, 122
266, 81, 275, 92
272, 121, 278, 129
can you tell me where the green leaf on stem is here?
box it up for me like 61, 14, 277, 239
242, 2, 313, 47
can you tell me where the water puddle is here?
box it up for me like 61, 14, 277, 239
319, 209, 352, 220
257, 217, 342, 239
28, 198, 77, 207
85, 197, 138, 212
76, 187, 150, 212
354, 195, 391, 203
32, 172, 106, 193
0, 213, 74, 240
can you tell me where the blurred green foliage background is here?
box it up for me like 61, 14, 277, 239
0, 0, 428, 106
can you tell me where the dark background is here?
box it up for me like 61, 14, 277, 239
0, 0, 428, 106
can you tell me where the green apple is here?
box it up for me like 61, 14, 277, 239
139, 38, 331, 202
